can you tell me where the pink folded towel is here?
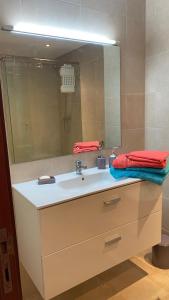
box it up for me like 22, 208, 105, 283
113, 150, 169, 169
73, 141, 100, 154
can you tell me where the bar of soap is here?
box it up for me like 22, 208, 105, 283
39, 175, 50, 180
38, 175, 55, 185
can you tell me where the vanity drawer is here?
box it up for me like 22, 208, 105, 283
42, 211, 161, 299
40, 181, 162, 255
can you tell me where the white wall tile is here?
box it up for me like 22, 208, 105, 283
81, 0, 125, 17
21, 0, 81, 28
146, 0, 169, 231
145, 91, 169, 128
145, 127, 169, 151
0, 0, 22, 24
162, 197, 169, 231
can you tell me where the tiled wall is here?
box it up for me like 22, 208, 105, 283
146, 0, 169, 232
8, 0, 145, 183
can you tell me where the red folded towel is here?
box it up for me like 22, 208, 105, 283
113, 151, 169, 169
73, 141, 100, 154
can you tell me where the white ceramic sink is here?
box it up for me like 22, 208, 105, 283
12, 167, 140, 209
58, 169, 113, 190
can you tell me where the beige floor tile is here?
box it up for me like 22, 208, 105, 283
161, 295, 169, 300
113, 276, 169, 300
131, 251, 168, 276
54, 276, 117, 300
98, 260, 147, 294
149, 272, 169, 293
55, 279, 105, 300
108, 294, 126, 300
26, 295, 42, 300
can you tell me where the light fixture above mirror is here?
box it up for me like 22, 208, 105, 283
1, 23, 118, 45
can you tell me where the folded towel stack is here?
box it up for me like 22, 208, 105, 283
110, 150, 169, 185
73, 141, 100, 154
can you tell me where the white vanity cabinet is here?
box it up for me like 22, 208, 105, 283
13, 180, 162, 300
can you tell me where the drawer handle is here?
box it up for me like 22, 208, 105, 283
105, 234, 122, 246
104, 197, 121, 206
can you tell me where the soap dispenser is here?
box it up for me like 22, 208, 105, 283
109, 152, 116, 168
97, 156, 107, 169
109, 147, 119, 168
96, 141, 106, 169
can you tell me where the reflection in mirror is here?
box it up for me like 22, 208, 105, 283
0, 36, 121, 163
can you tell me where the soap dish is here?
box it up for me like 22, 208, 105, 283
38, 176, 56, 185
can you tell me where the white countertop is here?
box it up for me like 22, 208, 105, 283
12, 167, 140, 209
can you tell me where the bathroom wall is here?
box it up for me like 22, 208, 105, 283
146, 0, 169, 232
7, 0, 145, 183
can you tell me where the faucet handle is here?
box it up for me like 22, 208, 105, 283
75, 159, 87, 175
75, 160, 82, 166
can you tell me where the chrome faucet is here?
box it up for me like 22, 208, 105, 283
75, 160, 87, 175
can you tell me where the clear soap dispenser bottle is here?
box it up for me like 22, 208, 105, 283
109, 147, 119, 168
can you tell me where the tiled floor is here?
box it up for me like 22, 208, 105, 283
22, 252, 169, 300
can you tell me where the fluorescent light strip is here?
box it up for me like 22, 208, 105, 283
12, 22, 117, 45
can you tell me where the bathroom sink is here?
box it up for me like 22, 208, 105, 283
58, 169, 113, 190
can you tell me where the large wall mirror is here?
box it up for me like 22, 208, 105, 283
0, 31, 121, 163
